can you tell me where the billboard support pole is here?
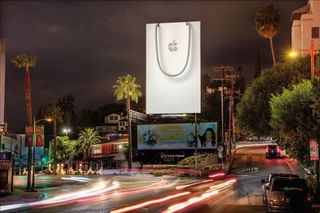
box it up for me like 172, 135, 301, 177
194, 113, 198, 170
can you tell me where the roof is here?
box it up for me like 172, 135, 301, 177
1, 131, 17, 139
291, 4, 310, 21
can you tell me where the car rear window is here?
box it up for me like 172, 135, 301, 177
268, 145, 277, 149
272, 179, 307, 191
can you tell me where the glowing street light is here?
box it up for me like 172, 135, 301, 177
63, 128, 71, 136
288, 50, 298, 58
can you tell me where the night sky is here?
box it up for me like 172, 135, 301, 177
0, 0, 307, 131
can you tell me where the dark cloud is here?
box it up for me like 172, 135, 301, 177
1, 0, 307, 131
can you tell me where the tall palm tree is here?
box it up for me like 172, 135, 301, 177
113, 74, 142, 169
11, 54, 37, 190
78, 128, 101, 160
255, 4, 280, 66
44, 103, 63, 174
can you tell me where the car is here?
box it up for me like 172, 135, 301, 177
262, 173, 299, 204
265, 177, 312, 213
266, 144, 281, 159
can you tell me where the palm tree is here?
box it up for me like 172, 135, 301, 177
78, 128, 101, 160
113, 74, 142, 169
255, 4, 280, 66
11, 54, 37, 189
52, 136, 76, 163
44, 103, 63, 174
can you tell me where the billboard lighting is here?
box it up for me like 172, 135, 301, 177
161, 114, 188, 118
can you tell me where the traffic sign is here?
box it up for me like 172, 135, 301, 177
217, 145, 224, 153
310, 138, 319, 161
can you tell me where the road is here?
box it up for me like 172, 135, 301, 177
1, 146, 308, 213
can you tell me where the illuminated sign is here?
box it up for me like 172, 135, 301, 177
137, 122, 217, 150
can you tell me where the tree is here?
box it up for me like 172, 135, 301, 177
270, 80, 313, 167
113, 74, 142, 168
236, 57, 310, 136
10, 54, 37, 190
43, 103, 63, 174
51, 136, 76, 163
78, 128, 101, 160
255, 4, 280, 65
58, 95, 76, 129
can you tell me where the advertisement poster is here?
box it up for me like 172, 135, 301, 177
146, 21, 201, 114
25, 125, 44, 147
25, 126, 33, 147
35, 126, 44, 147
137, 122, 218, 150
310, 138, 319, 161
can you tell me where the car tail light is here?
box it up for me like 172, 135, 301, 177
266, 146, 269, 152
307, 194, 312, 202
276, 146, 280, 153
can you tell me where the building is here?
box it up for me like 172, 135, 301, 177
291, 0, 320, 55
90, 138, 128, 169
0, 39, 5, 123
96, 113, 128, 136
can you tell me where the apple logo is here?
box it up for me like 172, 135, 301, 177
168, 40, 178, 52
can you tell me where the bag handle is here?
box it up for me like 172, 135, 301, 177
155, 22, 191, 77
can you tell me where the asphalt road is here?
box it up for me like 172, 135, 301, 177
1, 146, 308, 213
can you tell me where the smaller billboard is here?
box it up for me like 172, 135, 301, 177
310, 138, 319, 161
137, 122, 218, 150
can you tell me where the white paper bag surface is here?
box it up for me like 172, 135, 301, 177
146, 21, 201, 114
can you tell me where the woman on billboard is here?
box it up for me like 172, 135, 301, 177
201, 128, 216, 148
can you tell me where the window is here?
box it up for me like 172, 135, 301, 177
312, 27, 319, 39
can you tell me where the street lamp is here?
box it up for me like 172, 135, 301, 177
32, 117, 52, 189
62, 128, 71, 136
288, 50, 298, 58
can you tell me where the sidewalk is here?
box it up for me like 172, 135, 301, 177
0, 188, 41, 206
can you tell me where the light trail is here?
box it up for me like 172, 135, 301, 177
208, 172, 226, 179
61, 176, 92, 182
0, 181, 119, 212
32, 181, 118, 207
175, 179, 213, 190
76, 179, 174, 204
0, 203, 29, 212
110, 192, 191, 213
164, 178, 237, 213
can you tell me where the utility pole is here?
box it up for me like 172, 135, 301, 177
212, 66, 239, 157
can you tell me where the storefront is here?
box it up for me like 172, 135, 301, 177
0, 151, 13, 194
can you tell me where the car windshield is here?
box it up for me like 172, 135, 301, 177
272, 179, 307, 191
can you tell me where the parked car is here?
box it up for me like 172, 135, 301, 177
265, 177, 312, 213
265, 144, 281, 159
262, 173, 299, 204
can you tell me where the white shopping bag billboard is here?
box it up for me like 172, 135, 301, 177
146, 21, 201, 114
